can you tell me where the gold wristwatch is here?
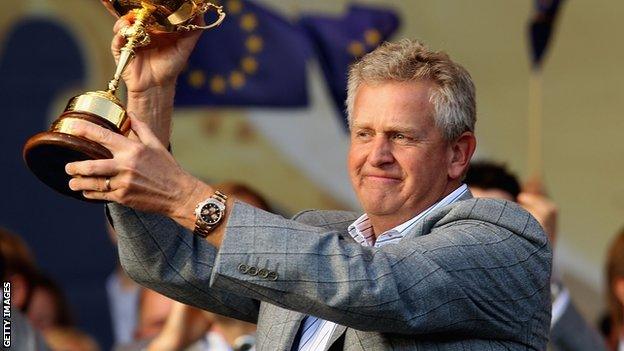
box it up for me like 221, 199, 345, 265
193, 190, 228, 237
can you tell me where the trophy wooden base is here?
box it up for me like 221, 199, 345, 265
24, 130, 113, 202
23, 89, 129, 202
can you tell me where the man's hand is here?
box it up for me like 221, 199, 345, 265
109, 12, 203, 146
517, 192, 558, 246
65, 118, 211, 224
111, 14, 203, 94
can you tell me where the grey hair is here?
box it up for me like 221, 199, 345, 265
346, 39, 476, 141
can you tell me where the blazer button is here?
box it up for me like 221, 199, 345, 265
266, 271, 278, 281
258, 268, 269, 278
247, 266, 258, 276
237, 264, 249, 274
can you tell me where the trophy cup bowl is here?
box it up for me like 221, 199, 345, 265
23, 0, 225, 201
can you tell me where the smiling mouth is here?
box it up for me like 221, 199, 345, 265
363, 175, 401, 182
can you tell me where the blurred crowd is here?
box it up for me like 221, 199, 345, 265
3, 170, 624, 350
3, 181, 267, 351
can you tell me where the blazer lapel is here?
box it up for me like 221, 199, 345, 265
324, 324, 347, 351
277, 309, 306, 350
269, 213, 356, 350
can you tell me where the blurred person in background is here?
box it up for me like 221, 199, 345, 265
115, 287, 173, 350
0, 227, 49, 350
25, 268, 99, 350
43, 327, 100, 351
146, 301, 235, 351
119, 288, 233, 351
605, 228, 624, 350
134, 288, 176, 342
1, 228, 99, 350
10, 309, 51, 351
466, 161, 607, 351
0, 227, 39, 312
27, 273, 74, 332
106, 221, 141, 346
464, 162, 520, 202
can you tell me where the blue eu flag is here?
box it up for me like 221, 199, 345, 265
299, 5, 400, 128
176, 0, 311, 107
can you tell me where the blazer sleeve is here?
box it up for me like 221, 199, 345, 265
209, 199, 552, 343
106, 203, 260, 323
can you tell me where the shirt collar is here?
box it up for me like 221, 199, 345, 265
348, 184, 469, 246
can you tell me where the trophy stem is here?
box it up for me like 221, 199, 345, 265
107, 5, 154, 95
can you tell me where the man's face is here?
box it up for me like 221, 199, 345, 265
348, 81, 456, 223
26, 287, 57, 331
135, 289, 173, 340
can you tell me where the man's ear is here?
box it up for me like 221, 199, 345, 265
448, 132, 476, 180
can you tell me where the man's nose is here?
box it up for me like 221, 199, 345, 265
368, 136, 394, 167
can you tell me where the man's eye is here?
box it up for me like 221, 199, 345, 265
354, 130, 372, 139
391, 133, 409, 142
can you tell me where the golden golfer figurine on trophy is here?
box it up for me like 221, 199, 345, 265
23, 0, 225, 201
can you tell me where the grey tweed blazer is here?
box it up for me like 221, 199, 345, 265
108, 195, 552, 350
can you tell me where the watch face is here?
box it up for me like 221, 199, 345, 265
200, 202, 223, 225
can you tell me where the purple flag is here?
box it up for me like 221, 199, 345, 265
529, 0, 565, 69
299, 5, 400, 129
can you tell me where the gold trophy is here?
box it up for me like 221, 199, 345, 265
23, 0, 225, 201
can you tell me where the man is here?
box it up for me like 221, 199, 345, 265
466, 162, 607, 351
63, 15, 552, 349
464, 162, 521, 202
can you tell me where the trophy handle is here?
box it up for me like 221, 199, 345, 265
175, 3, 226, 31
107, 5, 157, 95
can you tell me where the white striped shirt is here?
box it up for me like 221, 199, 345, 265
295, 184, 469, 351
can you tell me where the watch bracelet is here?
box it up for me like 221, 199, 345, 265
193, 225, 211, 238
